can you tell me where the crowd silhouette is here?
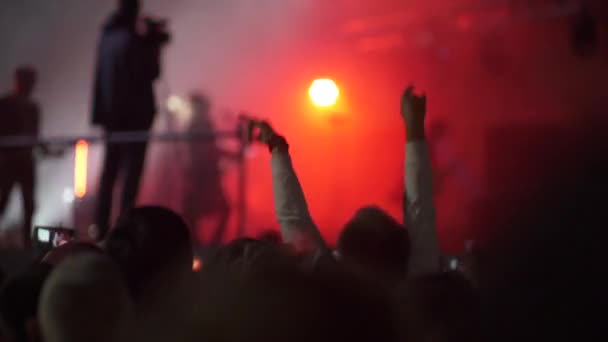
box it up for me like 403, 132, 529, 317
0, 80, 602, 341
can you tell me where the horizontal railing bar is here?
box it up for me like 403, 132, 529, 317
0, 130, 241, 148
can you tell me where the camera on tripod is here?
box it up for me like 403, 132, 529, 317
144, 17, 171, 45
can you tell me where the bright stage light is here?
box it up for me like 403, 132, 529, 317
309, 78, 339, 107
167, 95, 193, 126
74, 140, 89, 199
167, 95, 185, 112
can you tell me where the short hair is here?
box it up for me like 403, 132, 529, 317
190, 93, 211, 109
14, 66, 37, 83
337, 206, 410, 282
118, 0, 140, 13
105, 206, 193, 299
39, 254, 132, 342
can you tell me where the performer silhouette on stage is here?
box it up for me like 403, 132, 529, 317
182, 94, 234, 245
91, 0, 170, 240
0, 67, 41, 247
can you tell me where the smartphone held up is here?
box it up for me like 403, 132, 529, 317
33, 226, 75, 253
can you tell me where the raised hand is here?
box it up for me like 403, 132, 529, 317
401, 85, 427, 123
257, 121, 277, 145
245, 119, 288, 152
400, 85, 427, 141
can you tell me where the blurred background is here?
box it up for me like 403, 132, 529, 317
0, 0, 607, 253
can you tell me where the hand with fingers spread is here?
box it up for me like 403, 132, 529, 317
401, 85, 427, 142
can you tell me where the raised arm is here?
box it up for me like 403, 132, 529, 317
257, 122, 327, 253
401, 86, 441, 276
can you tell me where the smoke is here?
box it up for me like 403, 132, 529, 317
0, 1, 607, 249
0, 0, 315, 238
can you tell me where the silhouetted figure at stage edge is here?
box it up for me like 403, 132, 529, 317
91, 0, 170, 240
183, 94, 234, 245
0, 67, 41, 247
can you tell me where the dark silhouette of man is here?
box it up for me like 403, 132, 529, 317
92, 0, 169, 240
183, 94, 233, 245
0, 67, 40, 247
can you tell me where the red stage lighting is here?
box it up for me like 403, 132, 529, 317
309, 78, 340, 107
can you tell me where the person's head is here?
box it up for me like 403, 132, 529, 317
190, 93, 211, 112
13, 66, 37, 98
105, 206, 193, 300
117, 0, 140, 17
337, 206, 410, 286
0, 263, 52, 342
39, 254, 132, 342
190, 93, 212, 128
114, 0, 140, 28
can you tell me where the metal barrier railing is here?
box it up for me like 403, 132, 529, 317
0, 130, 239, 147
0, 127, 250, 238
